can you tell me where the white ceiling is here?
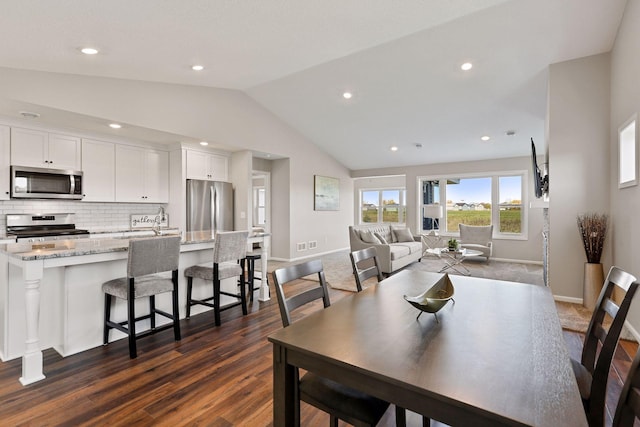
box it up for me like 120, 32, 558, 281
0, 0, 627, 170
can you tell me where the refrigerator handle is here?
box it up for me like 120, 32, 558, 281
211, 185, 216, 232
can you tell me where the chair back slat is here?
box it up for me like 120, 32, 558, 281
580, 266, 639, 427
127, 236, 181, 277
350, 247, 383, 292
613, 347, 640, 426
272, 259, 330, 327
213, 231, 248, 263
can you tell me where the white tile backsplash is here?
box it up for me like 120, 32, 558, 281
0, 200, 168, 233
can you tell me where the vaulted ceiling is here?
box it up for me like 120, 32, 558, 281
0, 0, 627, 170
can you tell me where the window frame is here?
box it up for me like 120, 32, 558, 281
358, 187, 407, 225
416, 170, 528, 241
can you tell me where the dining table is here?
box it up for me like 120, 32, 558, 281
268, 270, 587, 426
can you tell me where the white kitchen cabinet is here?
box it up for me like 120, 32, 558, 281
115, 145, 168, 203
185, 149, 228, 181
0, 125, 10, 200
11, 127, 81, 170
81, 138, 115, 202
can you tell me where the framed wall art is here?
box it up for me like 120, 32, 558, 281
314, 175, 340, 211
619, 113, 638, 189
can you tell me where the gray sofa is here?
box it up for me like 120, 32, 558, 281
348, 224, 422, 274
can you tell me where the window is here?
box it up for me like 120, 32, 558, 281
253, 187, 266, 225
418, 171, 526, 238
619, 114, 637, 188
360, 189, 406, 224
498, 176, 522, 233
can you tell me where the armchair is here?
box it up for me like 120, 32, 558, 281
458, 224, 493, 260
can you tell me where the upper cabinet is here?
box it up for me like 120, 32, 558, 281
185, 149, 228, 181
10, 127, 81, 170
0, 125, 10, 200
82, 138, 115, 202
115, 145, 169, 203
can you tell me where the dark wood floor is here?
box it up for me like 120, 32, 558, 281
0, 280, 637, 427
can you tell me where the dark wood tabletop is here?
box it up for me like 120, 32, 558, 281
268, 270, 587, 427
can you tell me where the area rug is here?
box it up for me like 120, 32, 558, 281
267, 250, 635, 340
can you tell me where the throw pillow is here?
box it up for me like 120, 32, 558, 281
393, 228, 414, 242
360, 230, 381, 244
374, 232, 388, 244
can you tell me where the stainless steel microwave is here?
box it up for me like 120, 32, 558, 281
11, 166, 83, 200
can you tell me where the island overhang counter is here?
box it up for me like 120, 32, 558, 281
0, 231, 270, 385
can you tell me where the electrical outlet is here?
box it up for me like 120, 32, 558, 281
308, 240, 317, 249
297, 242, 307, 251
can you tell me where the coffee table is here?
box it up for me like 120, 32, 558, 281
427, 247, 483, 275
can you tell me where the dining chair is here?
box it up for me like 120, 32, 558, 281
571, 266, 639, 427
102, 235, 181, 359
350, 247, 384, 292
273, 259, 406, 426
613, 345, 640, 426
184, 230, 249, 326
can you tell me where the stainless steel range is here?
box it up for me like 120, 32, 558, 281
6, 213, 90, 242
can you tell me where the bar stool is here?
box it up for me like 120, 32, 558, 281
245, 252, 265, 301
184, 230, 249, 326
102, 235, 181, 359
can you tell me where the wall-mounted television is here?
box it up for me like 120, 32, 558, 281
531, 138, 548, 198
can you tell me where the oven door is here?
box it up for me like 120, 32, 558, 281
11, 166, 83, 200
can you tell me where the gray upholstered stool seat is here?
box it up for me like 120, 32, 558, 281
102, 275, 175, 300
184, 262, 242, 282
103, 235, 181, 359
184, 230, 249, 326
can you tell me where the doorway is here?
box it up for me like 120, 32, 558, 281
252, 171, 270, 235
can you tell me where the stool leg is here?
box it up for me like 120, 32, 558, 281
213, 279, 221, 326
186, 276, 193, 319
103, 294, 112, 345
149, 295, 156, 330
172, 271, 181, 341
128, 294, 137, 359
240, 263, 248, 315
248, 258, 255, 302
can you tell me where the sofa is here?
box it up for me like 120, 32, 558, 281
348, 224, 422, 274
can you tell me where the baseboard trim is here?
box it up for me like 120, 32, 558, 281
271, 247, 351, 264
491, 257, 543, 265
554, 295, 583, 304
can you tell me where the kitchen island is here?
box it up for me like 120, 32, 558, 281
0, 231, 270, 385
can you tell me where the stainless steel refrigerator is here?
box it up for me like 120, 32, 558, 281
186, 179, 234, 232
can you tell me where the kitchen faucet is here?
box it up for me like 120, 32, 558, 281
153, 206, 166, 236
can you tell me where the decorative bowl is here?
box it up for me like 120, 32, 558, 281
404, 273, 455, 322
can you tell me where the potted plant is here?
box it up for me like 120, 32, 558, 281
577, 213, 608, 310
447, 238, 458, 251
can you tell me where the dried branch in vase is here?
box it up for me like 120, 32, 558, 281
576, 213, 608, 264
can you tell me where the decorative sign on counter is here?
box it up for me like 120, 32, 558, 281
130, 214, 169, 229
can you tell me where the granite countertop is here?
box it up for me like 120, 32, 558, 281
0, 230, 268, 261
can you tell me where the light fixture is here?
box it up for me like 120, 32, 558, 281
80, 47, 99, 55
423, 204, 444, 232
192, 65, 204, 71
481, 135, 490, 141
109, 123, 122, 129
343, 92, 352, 99
461, 62, 473, 71
390, 146, 398, 152
199, 141, 209, 146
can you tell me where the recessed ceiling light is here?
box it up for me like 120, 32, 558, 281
343, 92, 352, 99
461, 62, 473, 71
481, 135, 490, 141
80, 47, 99, 55
390, 146, 398, 152
192, 65, 204, 71
506, 130, 516, 136
199, 141, 209, 146
109, 123, 122, 129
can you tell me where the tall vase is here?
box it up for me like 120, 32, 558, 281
583, 262, 604, 311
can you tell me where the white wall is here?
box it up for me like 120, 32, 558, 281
547, 53, 611, 300
352, 156, 544, 262
0, 68, 353, 260
610, 0, 640, 329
